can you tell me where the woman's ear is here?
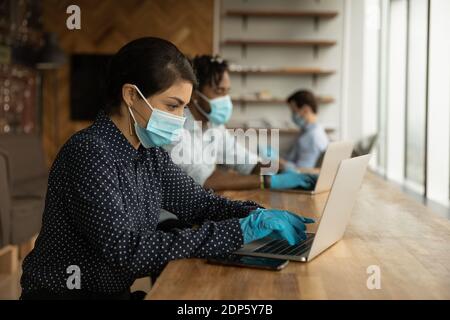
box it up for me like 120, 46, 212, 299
122, 84, 136, 108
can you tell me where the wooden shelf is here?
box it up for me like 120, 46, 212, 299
227, 127, 336, 135
223, 39, 336, 47
229, 67, 335, 76
228, 126, 300, 134
232, 96, 335, 105
225, 9, 338, 19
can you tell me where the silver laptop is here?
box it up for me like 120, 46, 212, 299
281, 141, 354, 195
235, 154, 371, 262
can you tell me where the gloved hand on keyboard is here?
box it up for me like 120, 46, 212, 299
269, 172, 318, 190
239, 208, 315, 245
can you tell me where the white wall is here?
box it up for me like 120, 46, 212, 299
427, 0, 450, 206
361, 0, 380, 139
405, 0, 428, 191
343, 0, 384, 145
341, 0, 364, 141
386, 0, 407, 184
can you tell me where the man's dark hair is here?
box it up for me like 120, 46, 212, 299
191, 55, 229, 91
287, 90, 318, 114
105, 37, 197, 114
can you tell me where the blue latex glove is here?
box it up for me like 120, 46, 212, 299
270, 172, 318, 190
239, 208, 315, 245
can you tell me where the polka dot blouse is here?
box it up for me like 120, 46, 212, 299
21, 111, 260, 294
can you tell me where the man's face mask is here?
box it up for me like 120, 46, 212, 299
292, 112, 307, 130
194, 91, 233, 125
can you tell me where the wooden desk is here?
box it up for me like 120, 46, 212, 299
147, 173, 450, 299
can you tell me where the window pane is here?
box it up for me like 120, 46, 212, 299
377, 0, 390, 174
386, 0, 407, 183
427, 0, 450, 206
405, 0, 428, 189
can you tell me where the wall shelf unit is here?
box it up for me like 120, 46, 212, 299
223, 39, 336, 47
225, 9, 339, 30
222, 39, 336, 57
225, 9, 338, 19
217, 1, 344, 140
229, 67, 335, 75
231, 96, 335, 106
229, 67, 335, 86
228, 126, 337, 136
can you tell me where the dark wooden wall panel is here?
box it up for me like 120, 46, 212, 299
41, 0, 214, 163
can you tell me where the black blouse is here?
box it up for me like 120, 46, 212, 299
21, 111, 258, 294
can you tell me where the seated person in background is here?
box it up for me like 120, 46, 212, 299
284, 90, 329, 169
163, 55, 318, 193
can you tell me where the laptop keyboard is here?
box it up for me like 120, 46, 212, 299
254, 233, 315, 256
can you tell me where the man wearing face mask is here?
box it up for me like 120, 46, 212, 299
285, 90, 329, 169
162, 56, 319, 194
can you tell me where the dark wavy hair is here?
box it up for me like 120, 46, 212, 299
287, 90, 318, 114
105, 37, 197, 114
191, 55, 229, 91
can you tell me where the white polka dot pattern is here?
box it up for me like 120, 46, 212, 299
20, 111, 260, 294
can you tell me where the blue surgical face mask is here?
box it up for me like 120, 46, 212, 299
195, 91, 233, 125
292, 112, 307, 130
128, 85, 186, 148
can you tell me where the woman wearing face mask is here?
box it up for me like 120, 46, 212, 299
163, 55, 319, 192
19, 38, 314, 300
284, 90, 329, 168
